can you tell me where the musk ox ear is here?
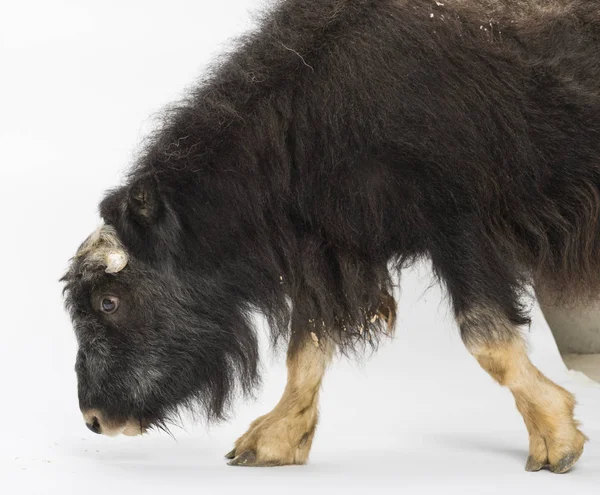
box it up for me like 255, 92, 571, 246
128, 174, 161, 223
99, 174, 182, 265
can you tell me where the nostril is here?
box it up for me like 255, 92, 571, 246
86, 416, 101, 434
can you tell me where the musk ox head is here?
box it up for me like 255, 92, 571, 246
62, 178, 260, 436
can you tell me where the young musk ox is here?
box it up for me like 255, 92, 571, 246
63, 0, 600, 473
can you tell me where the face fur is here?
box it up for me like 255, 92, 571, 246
62, 222, 260, 436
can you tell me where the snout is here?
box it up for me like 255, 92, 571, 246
82, 409, 148, 437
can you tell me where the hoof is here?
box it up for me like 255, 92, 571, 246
227, 450, 256, 466
550, 450, 584, 474
227, 450, 282, 467
525, 448, 584, 474
228, 450, 257, 466
525, 456, 546, 472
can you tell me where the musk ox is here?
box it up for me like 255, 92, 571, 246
62, 0, 600, 473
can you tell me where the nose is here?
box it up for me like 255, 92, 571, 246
82, 409, 104, 435
86, 416, 101, 434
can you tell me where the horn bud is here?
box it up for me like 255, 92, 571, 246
105, 251, 128, 273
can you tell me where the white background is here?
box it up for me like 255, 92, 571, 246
1, 1, 599, 493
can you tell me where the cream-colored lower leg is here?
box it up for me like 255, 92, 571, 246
226, 337, 333, 467
467, 334, 586, 473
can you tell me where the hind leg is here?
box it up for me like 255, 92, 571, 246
431, 227, 586, 472
459, 308, 586, 473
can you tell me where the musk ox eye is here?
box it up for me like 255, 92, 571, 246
100, 296, 119, 314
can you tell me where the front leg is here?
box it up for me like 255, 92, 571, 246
226, 336, 333, 467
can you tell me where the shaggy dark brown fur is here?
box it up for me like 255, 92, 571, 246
63, 0, 600, 471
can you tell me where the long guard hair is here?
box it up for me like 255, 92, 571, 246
86, 0, 600, 417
